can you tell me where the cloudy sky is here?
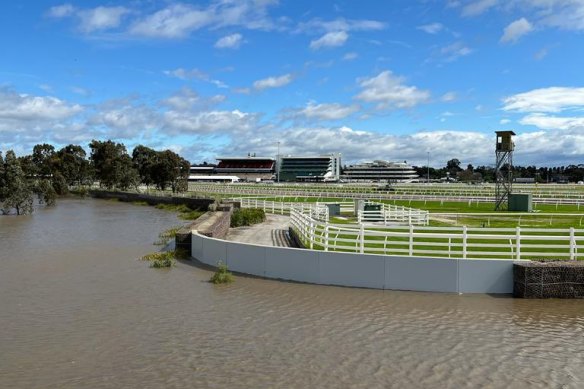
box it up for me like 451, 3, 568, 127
1, 0, 584, 167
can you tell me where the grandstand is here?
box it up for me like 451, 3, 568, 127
214, 156, 276, 182
279, 154, 342, 182
341, 160, 419, 182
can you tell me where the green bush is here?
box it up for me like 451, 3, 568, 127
210, 261, 234, 284
230, 208, 266, 227
154, 226, 182, 245
141, 251, 176, 268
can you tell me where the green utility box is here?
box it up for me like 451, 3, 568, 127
364, 204, 382, 212
508, 193, 533, 212
325, 203, 341, 216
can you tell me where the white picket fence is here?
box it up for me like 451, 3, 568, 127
290, 207, 583, 260
233, 197, 428, 225
358, 203, 429, 225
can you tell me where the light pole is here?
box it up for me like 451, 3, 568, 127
427, 151, 430, 184
276, 141, 280, 183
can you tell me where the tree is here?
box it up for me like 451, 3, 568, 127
132, 145, 158, 189
54, 144, 91, 186
0, 152, 6, 204
446, 158, 462, 177
32, 143, 56, 178
1, 151, 34, 215
89, 140, 138, 190
151, 150, 190, 192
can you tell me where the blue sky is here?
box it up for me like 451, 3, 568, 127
1, 0, 584, 167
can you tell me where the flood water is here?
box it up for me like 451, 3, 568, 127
1, 198, 584, 388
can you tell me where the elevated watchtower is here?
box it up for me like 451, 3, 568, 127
495, 131, 515, 211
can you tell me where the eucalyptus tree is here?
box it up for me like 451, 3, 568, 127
89, 140, 139, 190
1, 150, 33, 215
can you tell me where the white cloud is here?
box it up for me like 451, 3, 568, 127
0, 89, 83, 121
519, 114, 584, 130
222, 126, 493, 165
215, 33, 244, 49
458, 1, 584, 32
297, 102, 360, 120
163, 109, 259, 134
501, 18, 534, 44
355, 70, 430, 109
129, 4, 211, 38
441, 92, 457, 102
161, 87, 226, 111
417, 23, 444, 34
48, 4, 75, 18
461, 0, 499, 17
439, 42, 473, 62
90, 101, 158, 138
296, 18, 386, 33
164, 68, 228, 88
253, 73, 293, 90
310, 31, 348, 50
502, 87, 584, 113
129, 1, 277, 39
343, 52, 358, 61
48, 4, 128, 33
78, 6, 129, 33
500, 119, 511, 124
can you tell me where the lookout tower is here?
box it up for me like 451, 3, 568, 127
494, 131, 515, 211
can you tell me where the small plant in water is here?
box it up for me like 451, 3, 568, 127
210, 261, 234, 284
141, 251, 176, 268
154, 226, 182, 246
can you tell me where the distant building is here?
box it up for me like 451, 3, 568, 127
514, 177, 535, 184
279, 154, 342, 182
189, 165, 215, 176
214, 156, 276, 182
341, 160, 419, 182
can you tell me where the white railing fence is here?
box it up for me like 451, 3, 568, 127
290, 208, 583, 260
358, 203, 429, 226
234, 197, 428, 226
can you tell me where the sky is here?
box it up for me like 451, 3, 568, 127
1, 0, 584, 167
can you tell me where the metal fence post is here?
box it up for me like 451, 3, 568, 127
309, 220, 314, 250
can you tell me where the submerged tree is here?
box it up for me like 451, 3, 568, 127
1, 151, 34, 215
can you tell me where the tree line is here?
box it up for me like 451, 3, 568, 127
414, 158, 584, 183
0, 141, 190, 215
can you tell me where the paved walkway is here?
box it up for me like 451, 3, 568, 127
225, 214, 296, 247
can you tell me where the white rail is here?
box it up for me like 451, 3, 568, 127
234, 197, 428, 226
358, 203, 429, 226
290, 208, 583, 260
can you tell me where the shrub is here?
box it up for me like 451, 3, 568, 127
141, 251, 176, 268
230, 208, 266, 227
210, 261, 234, 284
154, 226, 182, 246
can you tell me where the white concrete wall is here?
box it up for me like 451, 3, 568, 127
192, 233, 514, 294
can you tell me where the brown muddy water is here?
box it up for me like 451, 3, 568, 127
1, 198, 583, 388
